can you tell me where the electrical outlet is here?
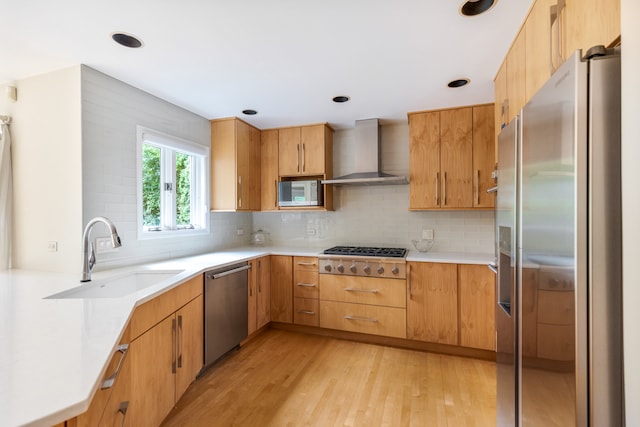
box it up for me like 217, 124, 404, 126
422, 229, 434, 240
236, 228, 244, 236
47, 241, 58, 252
95, 237, 118, 254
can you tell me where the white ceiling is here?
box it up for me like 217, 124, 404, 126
0, 0, 532, 130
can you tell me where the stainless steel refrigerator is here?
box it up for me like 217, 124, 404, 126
496, 46, 623, 426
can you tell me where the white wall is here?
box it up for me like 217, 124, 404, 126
621, 0, 639, 422
6, 67, 84, 273
253, 124, 495, 253
81, 66, 251, 270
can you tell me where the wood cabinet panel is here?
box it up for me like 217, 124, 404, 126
175, 295, 203, 400
294, 269, 319, 299
407, 262, 458, 345
409, 111, 440, 209
260, 129, 279, 211
270, 255, 293, 323
248, 258, 258, 335
459, 264, 495, 351
319, 275, 406, 308
293, 256, 318, 270
472, 105, 495, 208
440, 108, 473, 208
494, 61, 508, 144
278, 127, 301, 176
294, 297, 319, 327
96, 348, 131, 427
506, 29, 526, 125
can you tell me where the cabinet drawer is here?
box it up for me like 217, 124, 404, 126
319, 275, 406, 308
537, 290, 575, 325
294, 269, 319, 299
294, 297, 319, 327
294, 256, 319, 271
319, 300, 406, 338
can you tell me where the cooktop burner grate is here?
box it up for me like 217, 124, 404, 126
323, 246, 407, 258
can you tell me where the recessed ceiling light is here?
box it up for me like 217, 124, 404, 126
447, 78, 470, 88
459, 0, 496, 17
332, 96, 350, 103
242, 109, 258, 115
111, 32, 143, 48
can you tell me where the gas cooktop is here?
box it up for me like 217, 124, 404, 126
322, 246, 407, 258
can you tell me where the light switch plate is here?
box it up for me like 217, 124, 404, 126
422, 229, 434, 240
95, 237, 118, 254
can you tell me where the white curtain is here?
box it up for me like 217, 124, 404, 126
0, 116, 12, 270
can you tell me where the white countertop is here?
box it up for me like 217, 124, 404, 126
0, 245, 490, 427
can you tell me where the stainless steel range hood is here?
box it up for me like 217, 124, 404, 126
321, 119, 408, 186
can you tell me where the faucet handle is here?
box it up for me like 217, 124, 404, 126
88, 244, 96, 272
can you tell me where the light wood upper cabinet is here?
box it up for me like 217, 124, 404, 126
278, 124, 332, 177
407, 262, 458, 345
440, 108, 473, 208
563, 0, 620, 60
506, 28, 526, 125
260, 129, 279, 211
494, 60, 508, 150
270, 255, 293, 323
525, 0, 554, 102
473, 105, 496, 208
459, 264, 496, 351
210, 117, 261, 211
409, 111, 440, 209
409, 104, 494, 210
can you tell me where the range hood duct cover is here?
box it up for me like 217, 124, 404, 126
322, 119, 408, 186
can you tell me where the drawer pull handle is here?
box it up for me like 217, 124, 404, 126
344, 315, 378, 323
101, 344, 129, 389
117, 401, 129, 427
297, 310, 316, 315
297, 262, 317, 267
296, 283, 316, 287
344, 288, 378, 293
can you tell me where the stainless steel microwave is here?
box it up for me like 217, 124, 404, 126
278, 180, 323, 207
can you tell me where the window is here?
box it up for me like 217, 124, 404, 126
137, 126, 209, 238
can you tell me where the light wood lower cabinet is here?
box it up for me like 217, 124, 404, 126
319, 300, 406, 338
407, 262, 458, 345
249, 256, 271, 334
319, 275, 406, 308
270, 255, 293, 323
294, 297, 319, 326
459, 264, 496, 351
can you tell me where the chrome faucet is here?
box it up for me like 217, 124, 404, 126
81, 216, 122, 282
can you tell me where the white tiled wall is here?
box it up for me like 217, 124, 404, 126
81, 66, 250, 270
253, 124, 495, 253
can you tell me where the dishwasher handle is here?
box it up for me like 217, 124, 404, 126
206, 264, 251, 280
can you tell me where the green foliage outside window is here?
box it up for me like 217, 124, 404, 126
142, 144, 161, 226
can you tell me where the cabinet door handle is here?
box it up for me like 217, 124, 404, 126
476, 170, 480, 206
297, 310, 316, 315
344, 315, 378, 323
172, 318, 177, 374
296, 282, 316, 287
274, 180, 278, 208
343, 288, 378, 293
443, 172, 447, 206
177, 315, 183, 369
435, 172, 439, 205
101, 344, 129, 389
258, 260, 262, 293
296, 144, 300, 172
302, 143, 306, 172
408, 263, 412, 298
238, 175, 242, 208
117, 401, 129, 427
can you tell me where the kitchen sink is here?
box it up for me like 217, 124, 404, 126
45, 270, 185, 299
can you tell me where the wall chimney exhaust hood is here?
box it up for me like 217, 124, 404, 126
322, 119, 408, 186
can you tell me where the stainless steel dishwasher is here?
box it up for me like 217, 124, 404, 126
203, 262, 250, 370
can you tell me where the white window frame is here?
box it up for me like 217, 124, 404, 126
136, 126, 210, 240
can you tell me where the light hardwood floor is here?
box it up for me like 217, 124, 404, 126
162, 329, 496, 427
